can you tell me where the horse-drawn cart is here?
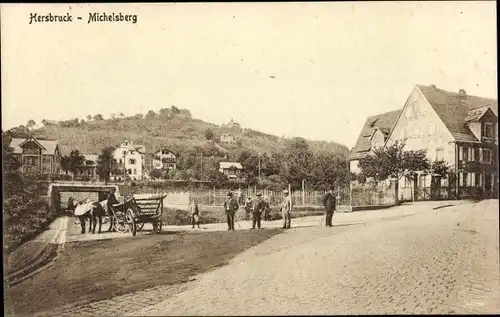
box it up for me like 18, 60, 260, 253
109, 194, 167, 236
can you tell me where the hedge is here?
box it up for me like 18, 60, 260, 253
3, 194, 56, 254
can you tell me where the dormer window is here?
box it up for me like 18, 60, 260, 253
368, 119, 378, 128
484, 122, 494, 138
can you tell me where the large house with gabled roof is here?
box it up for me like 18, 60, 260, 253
350, 84, 498, 200
8, 135, 62, 175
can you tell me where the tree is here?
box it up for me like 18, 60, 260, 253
97, 146, 117, 183
204, 128, 214, 141
41, 119, 49, 126
60, 155, 71, 174
3, 141, 22, 198
310, 152, 349, 190
134, 113, 143, 120
119, 113, 125, 118
93, 114, 104, 121
149, 168, 162, 179
68, 150, 85, 176
358, 140, 430, 203
27, 120, 36, 130
145, 110, 156, 120
430, 160, 451, 179
280, 137, 313, 189
86, 115, 92, 121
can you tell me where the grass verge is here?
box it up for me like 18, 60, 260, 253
4, 228, 282, 316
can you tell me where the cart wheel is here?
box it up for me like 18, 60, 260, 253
114, 213, 128, 233
126, 208, 137, 236
137, 222, 145, 232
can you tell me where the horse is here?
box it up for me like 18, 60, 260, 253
71, 198, 108, 234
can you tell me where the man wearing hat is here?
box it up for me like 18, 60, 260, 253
322, 188, 337, 227
252, 193, 265, 229
281, 189, 293, 229
223, 192, 239, 231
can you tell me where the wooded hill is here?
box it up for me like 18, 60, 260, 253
10, 106, 349, 159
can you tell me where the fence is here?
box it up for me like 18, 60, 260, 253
351, 183, 396, 207
129, 184, 393, 212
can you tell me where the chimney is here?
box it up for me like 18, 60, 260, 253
430, 84, 437, 89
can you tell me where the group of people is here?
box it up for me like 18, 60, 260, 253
222, 189, 293, 231
182, 187, 339, 231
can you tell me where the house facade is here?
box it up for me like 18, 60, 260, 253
111, 140, 146, 181
219, 162, 243, 180
220, 132, 237, 144
79, 154, 99, 179
8, 136, 62, 175
350, 84, 498, 200
152, 147, 177, 170
349, 109, 401, 174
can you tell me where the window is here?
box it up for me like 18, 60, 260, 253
129, 159, 136, 165
428, 123, 436, 135
133, 169, 137, 175
435, 148, 444, 161
462, 147, 469, 162
412, 125, 420, 137
474, 148, 480, 162
484, 123, 494, 138
460, 172, 468, 187
123, 151, 126, 156
128, 169, 132, 174
475, 173, 481, 186
483, 149, 492, 163
119, 159, 123, 164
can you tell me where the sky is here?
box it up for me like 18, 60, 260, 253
1, 2, 497, 149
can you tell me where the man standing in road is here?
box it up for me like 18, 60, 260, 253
252, 193, 265, 230
281, 189, 293, 229
106, 187, 120, 232
189, 199, 200, 229
322, 188, 337, 227
244, 196, 253, 221
224, 192, 239, 231
263, 195, 272, 221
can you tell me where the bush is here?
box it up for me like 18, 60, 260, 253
3, 193, 57, 254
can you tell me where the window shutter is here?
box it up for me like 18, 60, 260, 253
471, 173, 475, 186
459, 173, 463, 186
471, 148, 475, 161
459, 146, 463, 161
479, 148, 483, 162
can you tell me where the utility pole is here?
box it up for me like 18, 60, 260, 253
200, 150, 203, 182
258, 153, 262, 183
302, 179, 305, 205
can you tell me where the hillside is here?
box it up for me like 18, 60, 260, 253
10, 106, 349, 159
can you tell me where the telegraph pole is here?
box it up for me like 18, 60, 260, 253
258, 153, 261, 182
200, 150, 203, 182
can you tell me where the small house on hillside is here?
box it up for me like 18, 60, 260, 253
219, 162, 243, 180
111, 140, 147, 181
8, 136, 62, 175
220, 132, 237, 144
152, 147, 177, 170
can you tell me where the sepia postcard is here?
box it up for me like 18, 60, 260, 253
2, 2, 498, 316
